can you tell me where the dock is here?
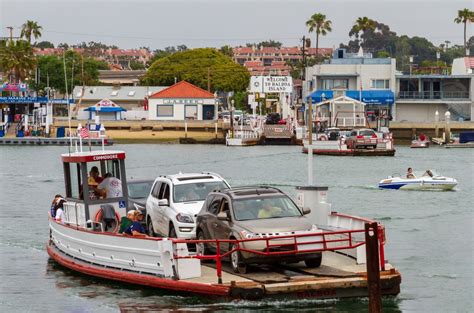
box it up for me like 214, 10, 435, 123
302, 147, 396, 156
0, 137, 113, 146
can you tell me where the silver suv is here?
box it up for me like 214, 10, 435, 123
145, 173, 230, 239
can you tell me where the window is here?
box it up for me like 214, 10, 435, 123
371, 79, 390, 89
68, 163, 82, 199
158, 183, 170, 201
151, 182, 162, 198
208, 197, 222, 215
128, 91, 136, 96
157, 105, 173, 117
111, 90, 119, 96
322, 79, 349, 89
185, 105, 198, 119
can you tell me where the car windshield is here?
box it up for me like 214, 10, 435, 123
128, 181, 154, 199
174, 181, 228, 202
233, 196, 302, 221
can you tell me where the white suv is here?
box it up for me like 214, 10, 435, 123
145, 173, 230, 239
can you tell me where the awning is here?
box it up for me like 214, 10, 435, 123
308, 90, 394, 105
84, 106, 126, 112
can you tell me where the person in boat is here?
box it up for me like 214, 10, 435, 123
423, 169, 434, 177
123, 211, 146, 237
50, 194, 66, 219
98, 173, 123, 199
55, 200, 66, 224
258, 203, 282, 219
118, 210, 136, 234
406, 167, 416, 179
88, 166, 103, 186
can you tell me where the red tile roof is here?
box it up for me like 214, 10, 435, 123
465, 57, 474, 69
149, 81, 215, 99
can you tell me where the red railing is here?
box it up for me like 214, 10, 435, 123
173, 226, 385, 284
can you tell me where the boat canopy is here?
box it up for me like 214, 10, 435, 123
308, 90, 395, 105
61, 150, 126, 163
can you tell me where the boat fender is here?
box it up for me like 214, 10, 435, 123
320, 135, 328, 141
95, 209, 121, 233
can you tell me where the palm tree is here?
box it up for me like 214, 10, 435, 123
0, 40, 36, 83
454, 8, 474, 55
20, 20, 43, 44
306, 13, 332, 60
349, 17, 377, 47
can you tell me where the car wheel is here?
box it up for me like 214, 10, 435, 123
169, 223, 177, 238
230, 242, 247, 274
304, 254, 322, 268
147, 218, 156, 237
196, 231, 209, 256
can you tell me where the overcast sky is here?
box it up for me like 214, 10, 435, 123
1, 0, 472, 49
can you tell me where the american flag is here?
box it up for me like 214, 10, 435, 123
79, 127, 90, 139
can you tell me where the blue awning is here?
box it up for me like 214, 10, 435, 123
308, 90, 394, 105
84, 106, 127, 112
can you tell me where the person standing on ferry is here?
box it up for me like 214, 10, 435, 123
98, 173, 123, 199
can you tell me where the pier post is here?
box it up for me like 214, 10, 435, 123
444, 111, 451, 144
365, 222, 382, 313
435, 110, 439, 138
184, 121, 188, 139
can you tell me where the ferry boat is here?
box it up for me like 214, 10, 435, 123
378, 170, 457, 191
47, 144, 401, 300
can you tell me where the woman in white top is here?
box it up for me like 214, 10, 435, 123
55, 207, 66, 224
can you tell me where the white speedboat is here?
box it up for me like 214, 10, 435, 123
379, 170, 457, 191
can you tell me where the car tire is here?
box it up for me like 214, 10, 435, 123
230, 242, 247, 274
147, 217, 157, 237
169, 223, 177, 238
196, 231, 209, 256
304, 254, 323, 268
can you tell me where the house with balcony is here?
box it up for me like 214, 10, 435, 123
394, 57, 473, 122
304, 48, 396, 123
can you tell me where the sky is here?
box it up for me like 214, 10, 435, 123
1, 0, 472, 50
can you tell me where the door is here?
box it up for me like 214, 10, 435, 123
157, 183, 171, 236
203, 105, 215, 120
213, 198, 233, 252
432, 81, 441, 99
148, 181, 161, 231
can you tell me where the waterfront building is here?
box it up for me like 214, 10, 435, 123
394, 57, 473, 122
304, 48, 396, 121
148, 81, 217, 121
72, 86, 166, 120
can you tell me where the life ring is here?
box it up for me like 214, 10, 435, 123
319, 135, 328, 141
95, 209, 121, 232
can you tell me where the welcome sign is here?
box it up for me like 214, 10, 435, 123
250, 76, 293, 93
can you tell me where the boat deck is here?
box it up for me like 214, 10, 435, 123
302, 147, 396, 156
48, 243, 401, 300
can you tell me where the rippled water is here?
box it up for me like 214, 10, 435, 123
0, 144, 472, 312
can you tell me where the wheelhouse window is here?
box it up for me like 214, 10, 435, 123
157, 105, 174, 117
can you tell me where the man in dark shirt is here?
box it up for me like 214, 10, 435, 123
124, 216, 146, 237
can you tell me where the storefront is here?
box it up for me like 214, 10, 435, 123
84, 99, 127, 121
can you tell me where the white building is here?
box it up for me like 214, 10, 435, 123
304, 49, 396, 120
148, 81, 217, 121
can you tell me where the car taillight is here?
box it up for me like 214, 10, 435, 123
372, 134, 378, 138
356, 135, 364, 139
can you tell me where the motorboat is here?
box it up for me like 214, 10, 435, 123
379, 170, 457, 190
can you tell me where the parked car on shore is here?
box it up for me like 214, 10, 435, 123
196, 186, 322, 273
145, 173, 230, 239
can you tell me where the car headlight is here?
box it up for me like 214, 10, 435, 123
240, 230, 261, 239
176, 213, 194, 224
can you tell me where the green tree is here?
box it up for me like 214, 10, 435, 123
143, 48, 250, 92
246, 40, 283, 49
129, 60, 146, 70
0, 39, 36, 83
20, 20, 43, 44
306, 13, 332, 60
231, 91, 248, 111
35, 51, 107, 93
219, 45, 234, 57
454, 8, 474, 55
35, 41, 55, 49
349, 17, 376, 47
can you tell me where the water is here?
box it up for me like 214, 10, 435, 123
0, 144, 472, 312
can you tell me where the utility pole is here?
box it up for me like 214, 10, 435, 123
207, 67, 211, 92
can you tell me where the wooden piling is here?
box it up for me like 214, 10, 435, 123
365, 222, 382, 313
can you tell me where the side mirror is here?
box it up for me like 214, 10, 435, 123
158, 199, 169, 206
217, 211, 230, 221
302, 207, 311, 215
